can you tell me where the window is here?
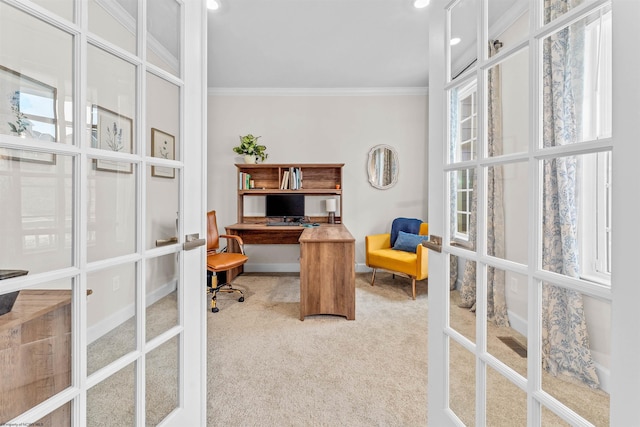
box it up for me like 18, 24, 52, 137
580, 8, 612, 283
453, 81, 477, 242
457, 82, 477, 162
455, 168, 474, 241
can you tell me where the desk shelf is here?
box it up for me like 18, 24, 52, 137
236, 163, 344, 224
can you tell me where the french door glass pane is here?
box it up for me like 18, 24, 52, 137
486, 365, 527, 426
36, 402, 72, 427
489, 1, 528, 47
487, 162, 528, 264
146, 72, 180, 157
541, 406, 572, 426
147, 0, 181, 77
486, 267, 527, 378
450, 0, 477, 81
87, 263, 137, 375
88, 0, 137, 55
449, 83, 478, 163
542, 7, 612, 148
146, 166, 179, 250
449, 338, 476, 426
449, 255, 476, 344
30, 0, 74, 22
87, 363, 136, 426
87, 160, 136, 262
543, 0, 598, 24
541, 153, 611, 286
87, 45, 136, 154
146, 254, 179, 342
0, 2, 73, 143
539, 282, 610, 425
0, 153, 73, 274
0, 279, 73, 424
449, 169, 476, 248
487, 48, 529, 157
146, 335, 179, 425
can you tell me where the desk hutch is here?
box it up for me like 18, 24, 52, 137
235, 163, 344, 224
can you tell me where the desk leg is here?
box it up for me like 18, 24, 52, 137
226, 265, 243, 283
224, 229, 244, 283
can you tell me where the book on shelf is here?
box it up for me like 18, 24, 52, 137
288, 167, 302, 190
280, 171, 290, 189
239, 172, 252, 190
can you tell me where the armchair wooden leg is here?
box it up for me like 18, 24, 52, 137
371, 269, 377, 286
412, 278, 416, 300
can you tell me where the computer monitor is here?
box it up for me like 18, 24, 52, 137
265, 194, 305, 221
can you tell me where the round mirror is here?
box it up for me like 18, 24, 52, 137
367, 144, 398, 189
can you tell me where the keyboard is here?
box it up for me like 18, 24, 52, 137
266, 222, 298, 226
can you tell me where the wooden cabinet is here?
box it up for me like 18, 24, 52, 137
0, 290, 72, 425
299, 224, 355, 320
235, 163, 344, 224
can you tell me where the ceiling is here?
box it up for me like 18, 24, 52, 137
206, 0, 431, 89
206, 0, 525, 90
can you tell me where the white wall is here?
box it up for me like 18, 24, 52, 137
208, 93, 428, 271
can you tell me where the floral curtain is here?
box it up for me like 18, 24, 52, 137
457, 41, 509, 327
449, 87, 459, 291
541, 0, 599, 388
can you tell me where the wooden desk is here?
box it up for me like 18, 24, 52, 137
299, 224, 355, 320
224, 223, 307, 281
225, 223, 304, 245
0, 290, 72, 424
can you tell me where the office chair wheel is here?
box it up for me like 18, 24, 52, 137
239, 296, 245, 302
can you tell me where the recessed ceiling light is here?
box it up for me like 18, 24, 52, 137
413, 0, 430, 8
450, 37, 461, 46
207, 0, 220, 10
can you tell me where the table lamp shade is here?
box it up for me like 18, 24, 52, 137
326, 199, 337, 212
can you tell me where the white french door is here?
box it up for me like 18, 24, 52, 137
0, 0, 207, 425
428, 0, 640, 425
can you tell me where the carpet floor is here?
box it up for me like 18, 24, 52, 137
207, 272, 428, 427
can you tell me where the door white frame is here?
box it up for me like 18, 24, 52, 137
1, 0, 207, 425
428, 0, 640, 425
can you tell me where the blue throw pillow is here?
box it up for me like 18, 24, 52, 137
392, 231, 426, 253
390, 217, 422, 247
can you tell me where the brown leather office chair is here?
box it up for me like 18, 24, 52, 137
207, 210, 248, 312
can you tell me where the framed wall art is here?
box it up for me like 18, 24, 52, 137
151, 128, 175, 178
0, 64, 58, 164
93, 105, 133, 173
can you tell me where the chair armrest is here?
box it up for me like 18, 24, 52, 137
366, 233, 391, 251
415, 242, 429, 280
365, 233, 391, 267
220, 234, 245, 255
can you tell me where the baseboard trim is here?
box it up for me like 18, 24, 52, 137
244, 263, 372, 274
507, 309, 528, 337
87, 279, 177, 344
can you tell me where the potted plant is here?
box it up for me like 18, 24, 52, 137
233, 134, 268, 163
8, 91, 30, 137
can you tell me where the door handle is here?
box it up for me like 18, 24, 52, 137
422, 235, 442, 253
184, 233, 206, 251
156, 237, 178, 247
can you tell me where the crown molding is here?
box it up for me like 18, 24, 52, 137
208, 87, 429, 96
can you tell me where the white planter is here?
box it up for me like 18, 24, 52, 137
244, 155, 256, 164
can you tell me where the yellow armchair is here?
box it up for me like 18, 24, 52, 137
365, 221, 429, 299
